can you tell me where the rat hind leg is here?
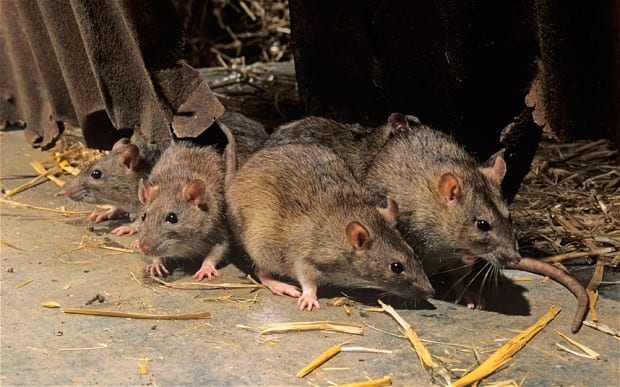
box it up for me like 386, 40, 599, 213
256, 268, 301, 298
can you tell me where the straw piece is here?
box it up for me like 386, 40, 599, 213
540, 247, 615, 263
587, 289, 599, 322
15, 279, 33, 289
297, 344, 342, 377
377, 300, 451, 385
0, 197, 91, 215
334, 375, 392, 387
553, 330, 600, 359
259, 321, 363, 335
42, 301, 61, 308
1, 240, 25, 251
62, 308, 211, 320
30, 161, 64, 187
582, 320, 620, 337
452, 306, 561, 387
151, 276, 265, 290
3, 168, 58, 197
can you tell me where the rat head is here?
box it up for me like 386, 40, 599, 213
63, 138, 144, 211
138, 178, 224, 259
331, 198, 434, 300
436, 155, 520, 267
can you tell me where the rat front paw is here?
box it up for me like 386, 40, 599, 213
111, 224, 139, 236
146, 260, 169, 277
89, 207, 124, 223
455, 289, 485, 310
298, 291, 320, 311
193, 265, 219, 281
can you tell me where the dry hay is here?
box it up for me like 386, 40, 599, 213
171, 0, 292, 68
511, 138, 620, 284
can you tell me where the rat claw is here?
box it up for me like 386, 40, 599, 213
298, 292, 320, 311
193, 265, 219, 281
111, 225, 137, 236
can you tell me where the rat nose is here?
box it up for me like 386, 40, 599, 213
140, 241, 151, 254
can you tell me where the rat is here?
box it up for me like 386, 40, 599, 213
265, 113, 419, 180
137, 141, 229, 281
63, 137, 165, 235
364, 113, 588, 332
63, 111, 266, 236
226, 142, 434, 311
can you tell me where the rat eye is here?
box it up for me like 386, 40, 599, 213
141, 213, 147, 221
475, 219, 491, 232
165, 212, 178, 224
390, 262, 404, 274
90, 169, 102, 179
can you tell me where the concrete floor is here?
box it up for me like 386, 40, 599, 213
1, 127, 619, 386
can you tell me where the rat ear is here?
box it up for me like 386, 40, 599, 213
139, 178, 158, 204
438, 172, 461, 204
480, 155, 507, 184
120, 144, 140, 172
182, 179, 207, 207
346, 221, 372, 251
377, 197, 399, 228
112, 138, 131, 151
387, 113, 410, 134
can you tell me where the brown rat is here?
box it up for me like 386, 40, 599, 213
63, 138, 165, 235
138, 141, 229, 280
364, 114, 588, 332
265, 114, 419, 180
226, 142, 434, 310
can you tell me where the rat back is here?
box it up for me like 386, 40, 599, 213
227, 142, 433, 302
265, 116, 402, 180
364, 125, 519, 275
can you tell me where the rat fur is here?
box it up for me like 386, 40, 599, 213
138, 141, 229, 281
226, 142, 434, 310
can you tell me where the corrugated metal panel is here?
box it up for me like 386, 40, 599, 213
0, 0, 225, 149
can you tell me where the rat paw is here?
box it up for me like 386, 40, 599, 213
89, 207, 124, 223
266, 281, 301, 298
193, 265, 219, 281
146, 261, 169, 277
455, 289, 485, 310
111, 224, 138, 236
298, 292, 320, 311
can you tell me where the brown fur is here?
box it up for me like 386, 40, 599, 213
219, 111, 269, 167
63, 138, 165, 234
226, 143, 433, 310
265, 114, 417, 180
138, 141, 229, 280
365, 124, 520, 278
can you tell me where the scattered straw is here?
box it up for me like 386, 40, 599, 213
334, 375, 392, 387
582, 320, 620, 337
3, 168, 61, 197
58, 343, 109, 352
553, 330, 600, 359
15, 279, 33, 289
297, 344, 342, 378
1, 240, 24, 251
0, 197, 91, 215
259, 321, 363, 335
42, 301, 61, 308
30, 161, 65, 187
378, 300, 451, 385
452, 306, 561, 387
150, 276, 264, 290
62, 308, 211, 320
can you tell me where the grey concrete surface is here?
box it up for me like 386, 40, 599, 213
1, 128, 619, 386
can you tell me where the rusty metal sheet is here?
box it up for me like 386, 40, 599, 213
0, 0, 225, 149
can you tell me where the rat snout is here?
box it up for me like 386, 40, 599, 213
418, 280, 435, 299
140, 240, 152, 255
